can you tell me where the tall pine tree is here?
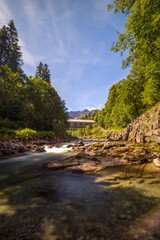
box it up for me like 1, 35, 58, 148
35, 62, 51, 84
0, 20, 23, 74
0, 25, 8, 66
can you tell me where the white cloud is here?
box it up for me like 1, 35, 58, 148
19, 38, 37, 66
22, 48, 36, 66
67, 104, 102, 112
85, 104, 102, 111
45, 0, 71, 59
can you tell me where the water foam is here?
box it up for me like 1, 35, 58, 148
44, 144, 72, 153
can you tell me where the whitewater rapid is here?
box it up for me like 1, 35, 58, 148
44, 144, 72, 153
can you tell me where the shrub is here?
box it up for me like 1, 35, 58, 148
0, 128, 16, 140
67, 128, 85, 138
0, 128, 56, 141
38, 131, 56, 139
92, 127, 106, 138
15, 128, 38, 141
0, 118, 19, 129
85, 125, 91, 136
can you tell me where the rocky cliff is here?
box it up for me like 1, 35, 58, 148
105, 104, 160, 143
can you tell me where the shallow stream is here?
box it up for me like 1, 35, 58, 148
0, 145, 160, 239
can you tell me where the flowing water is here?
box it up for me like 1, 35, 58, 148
0, 145, 160, 240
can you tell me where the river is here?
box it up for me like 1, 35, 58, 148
0, 145, 160, 240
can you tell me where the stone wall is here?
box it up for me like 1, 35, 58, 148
105, 104, 160, 143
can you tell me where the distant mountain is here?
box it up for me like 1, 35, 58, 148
68, 109, 89, 119
79, 109, 100, 119
68, 109, 100, 119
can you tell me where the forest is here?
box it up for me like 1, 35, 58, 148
0, 20, 68, 139
0, 0, 160, 140
95, 0, 160, 129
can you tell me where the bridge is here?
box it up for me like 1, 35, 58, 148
68, 119, 95, 129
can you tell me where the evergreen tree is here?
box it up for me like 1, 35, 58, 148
42, 63, 51, 84
35, 62, 51, 84
35, 61, 43, 79
0, 20, 23, 74
0, 25, 8, 66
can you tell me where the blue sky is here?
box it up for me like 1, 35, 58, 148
0, 0, 130, 111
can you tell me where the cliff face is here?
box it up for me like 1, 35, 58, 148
105, 104, 160, 143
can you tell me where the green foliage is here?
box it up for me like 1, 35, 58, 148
0, 65, 24, 122
146, 142, 160, 152
15, 128, 56, 141
37, 131, 56, 140
96, 0, 160, 129
0, 20, 23, 77
0, 118, 19, 129
0, 67, 68, 134
35, 62, 51, 84
67, 126, 106, 139
91, 127, 106, 138
85, 125, 91, 136
67, 128, 85, 138
0, 128, 16, 140
0, 21, 68, 137
21, 77, 68, 132
80, 110, 99, 120
15, 128, 38, 141
110, 0, 160, 107
0, 128, 56, 141
100, 77, 144, 128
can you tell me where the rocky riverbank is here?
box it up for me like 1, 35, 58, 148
105, 104, 160, 143
43, 140, 160, 173
0, 138, 75, 159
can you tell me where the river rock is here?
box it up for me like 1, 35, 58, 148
0, 140, 29, 157
66, 144, 73, 148
102, 142, 126, 150
43, 152, 129, 173
31, 145, 46, 153
75, 152, 87, 159
47, 144, 55, 148
76, 141, 84, 146
153, 158, 160, 167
